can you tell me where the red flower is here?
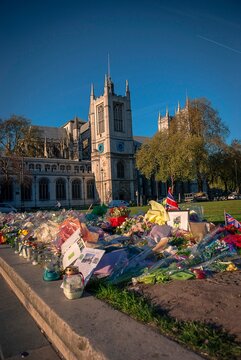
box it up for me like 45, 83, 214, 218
223, 234, 241, 248
224, 225, 241, 234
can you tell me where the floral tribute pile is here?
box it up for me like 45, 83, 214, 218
0, 201, 240, 292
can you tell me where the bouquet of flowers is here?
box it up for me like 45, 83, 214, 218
116, 215, 151, 236
108, 206, 131, 218
108, 206, 131, 227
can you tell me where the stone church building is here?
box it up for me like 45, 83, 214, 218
0, 74, 196, 210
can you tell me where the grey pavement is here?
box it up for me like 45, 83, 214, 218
0, 245, 204, 360
0, 275, 62, 360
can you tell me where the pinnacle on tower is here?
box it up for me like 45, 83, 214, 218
44, 137, 48, 158
104, 74, 108, 87
90, 83, 95, 98
104, 73, 114, 94
107, 53, 111, 80
125, 79, 130, 94
185, 95, 190, 108
74, 115, 78, 129
177, 101, 180, 113
158, 111, 161, 121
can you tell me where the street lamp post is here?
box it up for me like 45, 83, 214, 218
67, 177, 70, 208
83, 177, 85, 208
20, 157, 24, 211
100, 168, 104, 204
34, 175, 37, 209
104, 182, 106, 204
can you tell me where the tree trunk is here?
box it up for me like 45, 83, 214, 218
197, 173, 203, 192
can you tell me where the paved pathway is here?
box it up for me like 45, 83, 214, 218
0, 275, 62, 360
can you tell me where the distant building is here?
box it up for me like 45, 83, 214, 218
0, 75, 197, 210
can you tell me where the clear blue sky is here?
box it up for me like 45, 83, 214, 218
0, 0, 240, 143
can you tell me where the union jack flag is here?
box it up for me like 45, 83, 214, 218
225, 212, 241, 228
165, 188, 179, 211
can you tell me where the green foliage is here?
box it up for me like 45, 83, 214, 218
135, 97, 230, 191
169, 236, 188, 249
91, 204, 108, 216
135, 140, 157, 179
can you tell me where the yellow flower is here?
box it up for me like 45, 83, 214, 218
226, 263, 238, 271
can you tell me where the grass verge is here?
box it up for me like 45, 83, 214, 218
88, 282, 241, 360
130, 199, 241, 224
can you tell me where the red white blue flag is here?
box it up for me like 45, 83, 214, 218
225, 212, 241, 228
165, 187, 179, 211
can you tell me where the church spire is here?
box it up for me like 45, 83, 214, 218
90, 83, 95, 99
185, 95, 190, 108
125, 79, 129, 93
107, 53, 111, 81
166, 106, 169, 117
104, 74, 108, 94
44, 137, 48, 158
177, 101, 180, 113
158, 111, 162, 132
104, 73, 114, 94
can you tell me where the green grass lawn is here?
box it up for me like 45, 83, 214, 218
130, 199, 241, 224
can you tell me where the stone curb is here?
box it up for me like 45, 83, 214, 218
0, 246, 203, 360
0, 248, 105, 360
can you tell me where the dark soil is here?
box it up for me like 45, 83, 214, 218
132, 270, 241, 342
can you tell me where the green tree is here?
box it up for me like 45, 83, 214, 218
228, 140, 241, 193
136, 127, 194, 191
208, 140, 241, 195
186, 98, 229, 191
136, 97, 229, 193
208, 146, 233, 195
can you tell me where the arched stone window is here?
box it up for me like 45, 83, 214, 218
51, 165, 57, 172
66, 165, 71, 172
74, 166, 79, 173
39, 178, 49, 200
97, 104, 104, 134
87, 180, 94, 199
56, 178, 66, 200
21, 178, 32, 201
36, 164, 41, 171
45, 164, 50, 172
114, 102, 123, 132
72, 179, 82, 200
29, 164, 34, 170
60, 165, 65, 172
0, 179, 13, 201
117, 161, 125, 178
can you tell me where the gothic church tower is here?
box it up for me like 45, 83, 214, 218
89, 75, 135, 203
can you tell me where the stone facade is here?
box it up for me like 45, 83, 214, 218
89, 76, 135, 204
0, 74, 196, 210
0, 75, 148, 209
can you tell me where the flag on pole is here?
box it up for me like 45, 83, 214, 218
224, 211, 241, 228
165, 187, 179, 211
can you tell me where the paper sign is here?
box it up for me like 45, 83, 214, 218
62, 242, 82, 270
74, 247, 105, 285
61, 228, 81, 255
